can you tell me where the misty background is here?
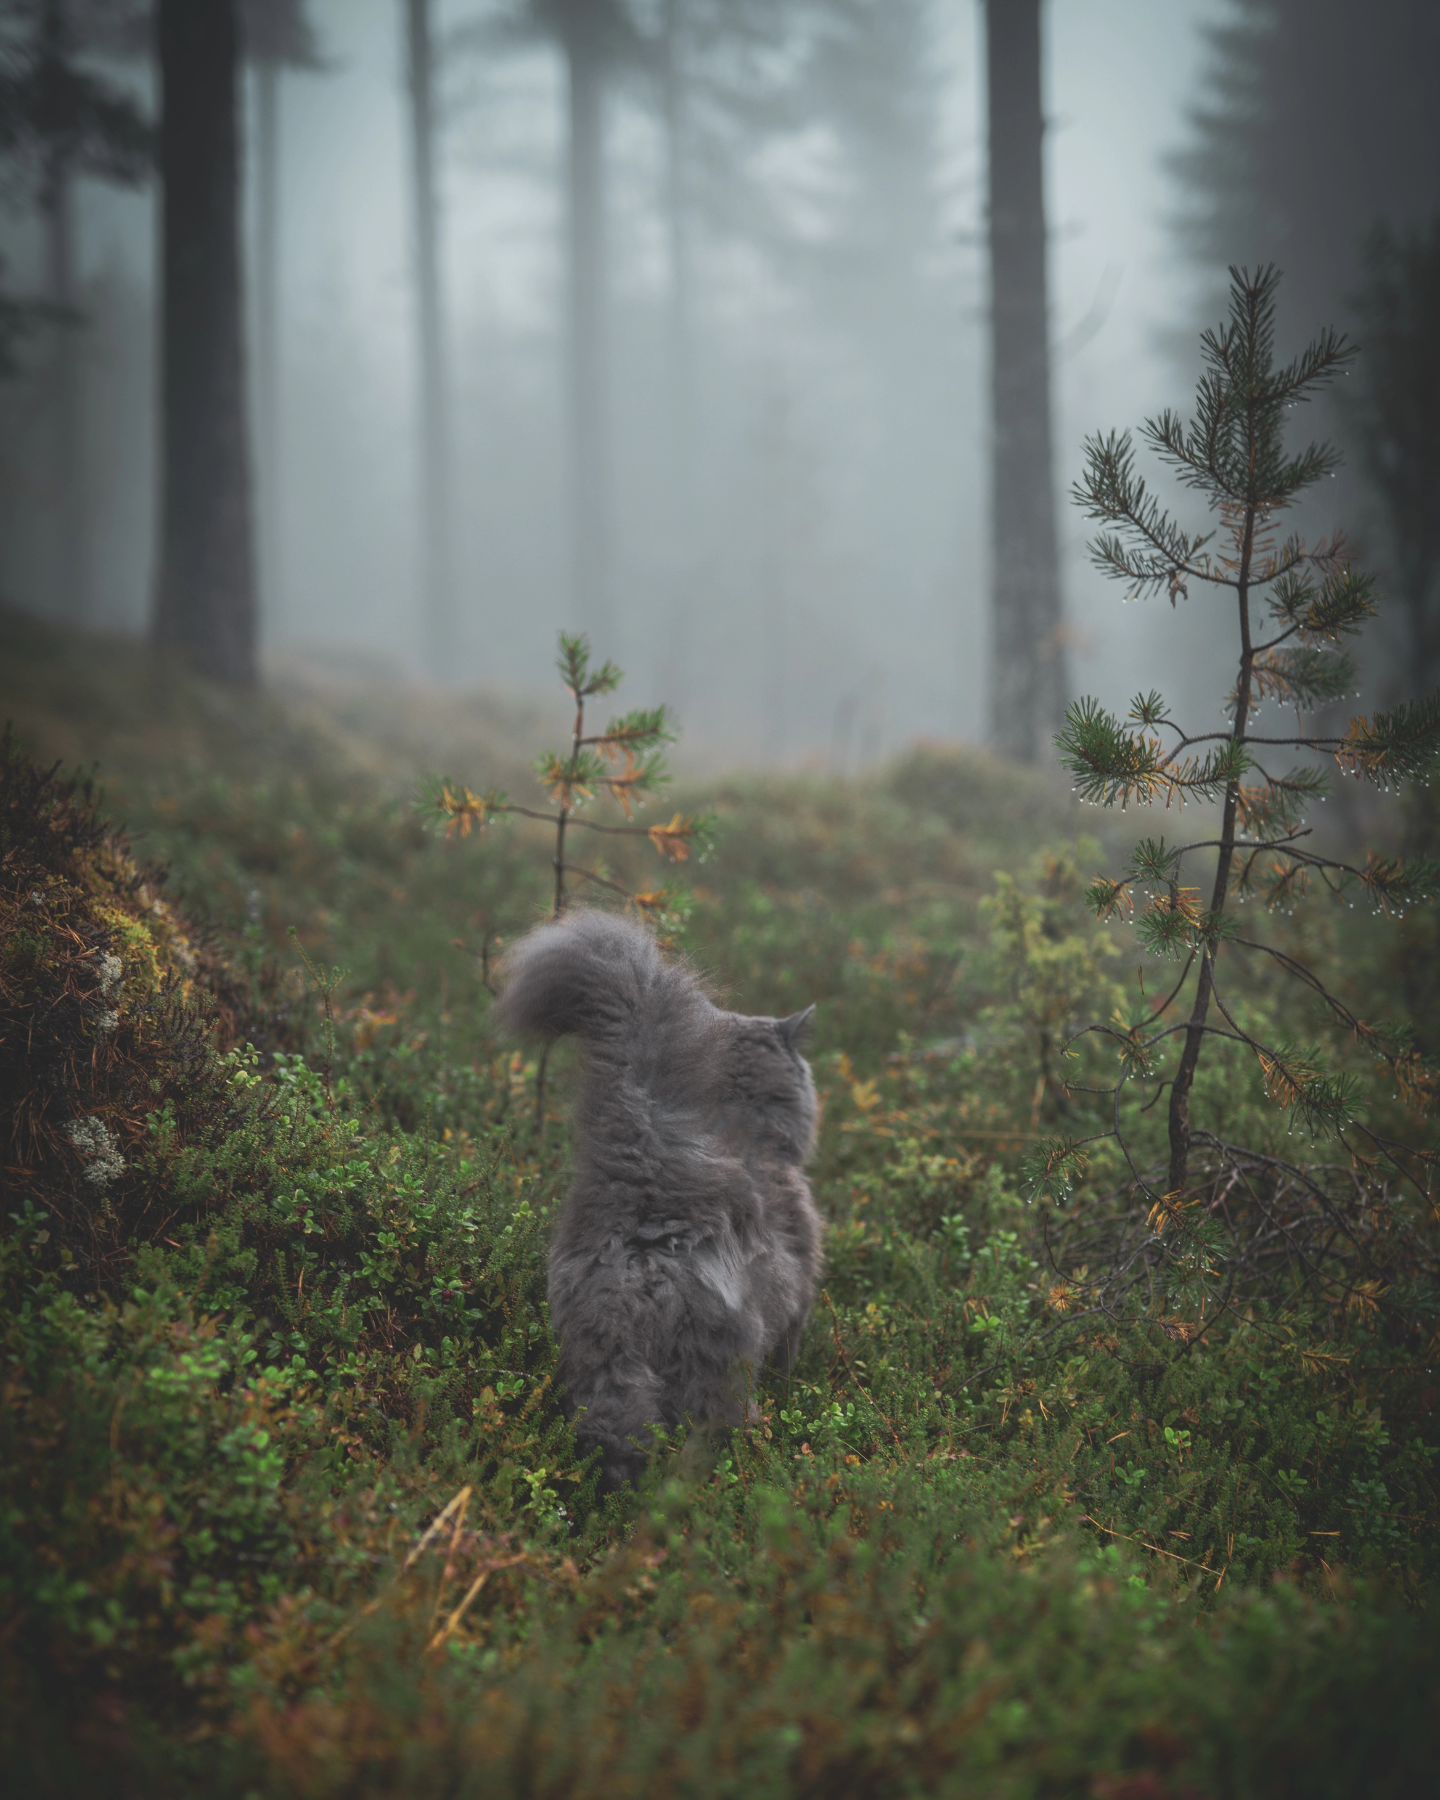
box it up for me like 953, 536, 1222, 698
1, 0, 1435, 763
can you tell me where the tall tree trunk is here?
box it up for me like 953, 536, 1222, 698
153, 0, 259, 685
254, 54, 280, 629
658, 0, 694, 698
404, 0, 455, 680
660, 0, 693, 527
760, 388, 790, 760
40, 0, 89, 621
983, 0, 1066, 763
43, 153, 88, 623
562, 5, 612, 644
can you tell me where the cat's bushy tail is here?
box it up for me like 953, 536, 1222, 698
496, 908, 696, 1052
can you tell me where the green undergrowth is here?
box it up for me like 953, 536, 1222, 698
2, 622, 1438, 1795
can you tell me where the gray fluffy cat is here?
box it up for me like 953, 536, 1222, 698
497, 909, 823, 1489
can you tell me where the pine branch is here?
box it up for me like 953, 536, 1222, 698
1059, 698, 1251, 807
1130, 835, 1184, 885
421, 778, 509, 839
586, 705, 676, 752
1207, 980, 1358, 1139
1233, 767, 1327, 838
1266, 323, 1356, 406
1136, 889, 1216, 959
1072, 431, 1222, 592
1247, 645, 1355, 709
1128, 691, 1171, 728
556, 632, 621, 699
1334, 693, 1440, 785
1297, 564, 1377, 641
1141, 400, 1243, 501
563, 864, 631, 900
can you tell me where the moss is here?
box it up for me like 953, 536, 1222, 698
0, 732, 275, 1273
0, 627, 1437, 1795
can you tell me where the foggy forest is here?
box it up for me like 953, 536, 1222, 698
2, 1, 1439, 1793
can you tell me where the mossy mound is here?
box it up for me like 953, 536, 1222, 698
0, 736, 565, 1757
0, 732, 277, 1274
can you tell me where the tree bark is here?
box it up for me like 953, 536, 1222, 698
404, 0, 455, 681
561, 3, 612, 644
40, 0, 89, 622
983, 0, 1066, 763
660, 0, 693, 535
1166, 513, 1256, 1195
43, 145, 88, 624
153, 0, 259, 685
657, 0, 694, 702
254, 53, 280, 628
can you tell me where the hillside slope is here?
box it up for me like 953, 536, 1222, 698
2, 622, 1437, 1795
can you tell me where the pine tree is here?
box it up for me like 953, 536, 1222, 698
450, 2, 645, 647
424, 631, 710, 926
422, 631, 712, 1128
1349, 221, 1440, 689
242, 0, 323, 635
0, 1, 149, 614
152, 0, 259, 686
401, 0, 457, 682
643, 0, 827, 704
1054, 266, 1439, 1202
1166, 0, 1440, 450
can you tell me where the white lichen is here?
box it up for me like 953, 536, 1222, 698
65, 1115, 126, 1188
97, 951, 124, 997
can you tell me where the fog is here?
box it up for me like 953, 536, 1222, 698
2, 0, 1432, 760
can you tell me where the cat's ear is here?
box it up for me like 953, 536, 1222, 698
778, 1005, 816, 1051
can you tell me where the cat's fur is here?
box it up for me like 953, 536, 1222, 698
497, 909, 823, 1489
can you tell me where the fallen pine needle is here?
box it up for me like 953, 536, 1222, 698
1080, 1513, 1223, 1584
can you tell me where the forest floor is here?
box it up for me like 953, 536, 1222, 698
2, 609, 1437, 1797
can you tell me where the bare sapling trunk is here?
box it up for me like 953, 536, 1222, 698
1166, 510, 1257, 1193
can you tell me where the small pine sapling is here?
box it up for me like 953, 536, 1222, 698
1041, 266, 1438, 1232
420, 634, 715, 1121
423, 632, 712, 922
